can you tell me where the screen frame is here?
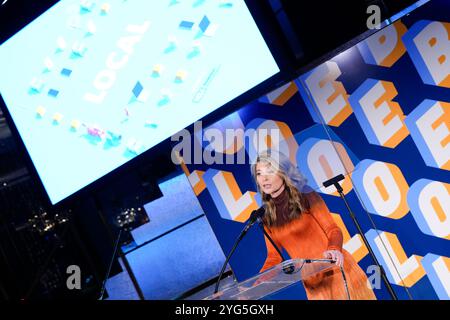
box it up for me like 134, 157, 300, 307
0, 0, 298, 208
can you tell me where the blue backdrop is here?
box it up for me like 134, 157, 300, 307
178, 0, 449, 300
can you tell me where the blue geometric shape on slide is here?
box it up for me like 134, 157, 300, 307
179, 20, 194, 30
169, 0, 181, 6
131, 174, 205, 246
126, 216, 226, 300
132, 81, 143, 98
187, 50, 200, 60
157, 97, 170, 107
219, 2, 233, 8
48, 89, 59, 97
193, 0, 206, 8
198, 15, 210, 33
60, 68, 72, 77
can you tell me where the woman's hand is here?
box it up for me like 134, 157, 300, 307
323, 250, 344, 267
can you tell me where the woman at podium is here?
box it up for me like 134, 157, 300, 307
252, 150, 376, 300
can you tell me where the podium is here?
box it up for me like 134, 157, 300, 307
205, 258, 349, 300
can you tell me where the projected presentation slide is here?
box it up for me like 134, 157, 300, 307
0, 0, 279, 204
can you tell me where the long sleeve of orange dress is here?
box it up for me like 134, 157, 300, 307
260, 227, 283, 272
307, 191, 344, 252
259, 190, 376, 300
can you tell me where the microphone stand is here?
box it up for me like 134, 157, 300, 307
99, 228, 123, 300
214, 206, 298, 295
256, 217, 294, 274
213, 218, 258, 294
323, 174, 398, 300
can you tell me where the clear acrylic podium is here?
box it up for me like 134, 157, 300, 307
205, 258, 349, 300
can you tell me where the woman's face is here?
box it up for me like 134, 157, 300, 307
255, 161, 285, 197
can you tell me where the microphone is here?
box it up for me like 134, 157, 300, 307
323, 174, 345, 193
213, 206, 266, 294
242, 206, 266, 232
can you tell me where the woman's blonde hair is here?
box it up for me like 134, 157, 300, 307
251, 150, 310, 227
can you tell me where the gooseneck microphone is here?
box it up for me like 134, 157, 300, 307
213, 206, 266, 294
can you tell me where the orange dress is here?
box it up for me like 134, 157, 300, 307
260, 190, 376, 300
